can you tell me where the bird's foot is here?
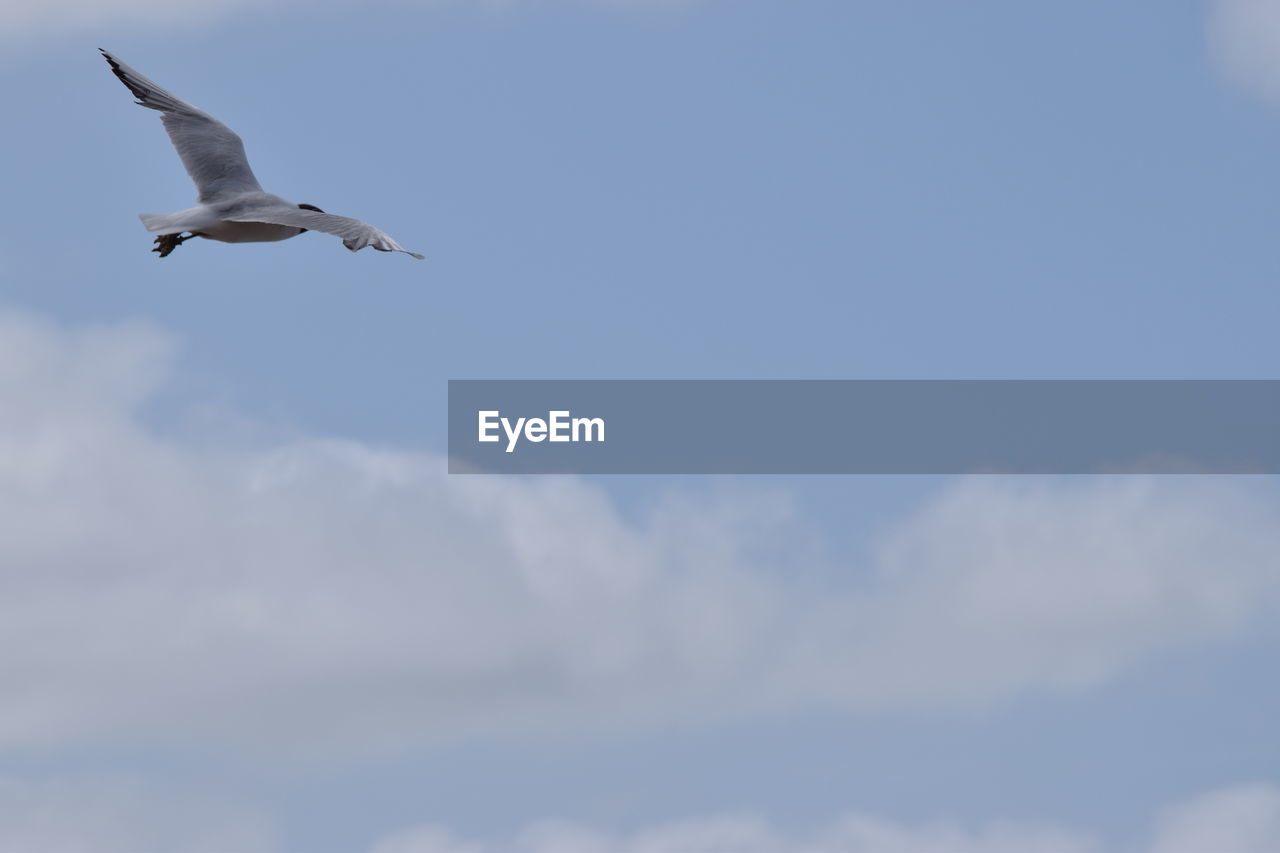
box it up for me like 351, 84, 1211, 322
151, 233, 190, 258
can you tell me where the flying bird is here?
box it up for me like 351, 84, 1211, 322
100, 49, 424, 259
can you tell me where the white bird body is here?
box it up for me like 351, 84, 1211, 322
188, 219, 303, 244
102, 49, 424, 260
139, 204, 296, 243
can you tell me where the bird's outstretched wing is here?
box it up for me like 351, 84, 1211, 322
226, 206, 425, 259
101, 49, 263, 203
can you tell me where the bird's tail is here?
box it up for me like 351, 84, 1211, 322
139, 212, 195, 234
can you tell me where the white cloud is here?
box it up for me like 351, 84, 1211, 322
0, 0, 263, 39
797, 475, 1280, 709
0, 0, 687, 40
1150, 783, 1280, 853
0, 775, 274, 853
0, 311, 1276, 753
370, 784, 1280, 853
1207, 0, 1280, 101
0, 775, 1273, 853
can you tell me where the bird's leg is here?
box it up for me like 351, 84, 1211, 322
151, 232, 191, 258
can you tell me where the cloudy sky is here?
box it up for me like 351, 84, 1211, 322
1, 1, 1279, 851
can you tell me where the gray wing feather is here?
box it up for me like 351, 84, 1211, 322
226, 207, 425, 259
101, 49, 263, 202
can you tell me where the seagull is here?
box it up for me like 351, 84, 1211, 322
100, 49, 424, 260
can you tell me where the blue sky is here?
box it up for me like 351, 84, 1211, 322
1, 1, 1279, 851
